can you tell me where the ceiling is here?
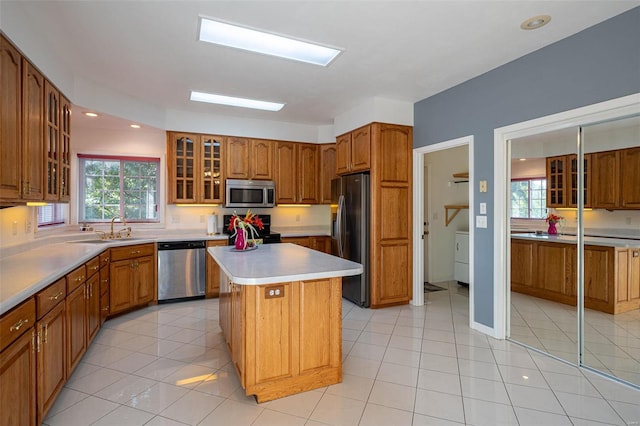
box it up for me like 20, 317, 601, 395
3, 1, 637, 129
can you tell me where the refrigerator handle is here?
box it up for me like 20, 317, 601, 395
336, 195, 346, 257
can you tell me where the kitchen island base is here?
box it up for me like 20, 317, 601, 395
219, 274, 343, 403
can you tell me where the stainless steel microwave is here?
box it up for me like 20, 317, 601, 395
225, 179, 275, 208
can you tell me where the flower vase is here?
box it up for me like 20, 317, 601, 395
547, 222, 558, 235
234, 228, 247, 250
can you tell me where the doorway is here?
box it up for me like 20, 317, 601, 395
412, 136, 474, 326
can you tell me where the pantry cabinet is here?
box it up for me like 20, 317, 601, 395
336, 125, 371, 175
109, 243, 156, 315
225, 137, 273, 180
274, 142, 319, 204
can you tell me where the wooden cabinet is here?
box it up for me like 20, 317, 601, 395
274, 142, 319, 204
167, 133, 224, 204
226, 137, 273, 180
59, 95, 72, 202
510, 238, 640, 314
85, 273, 100, 345
0, 35, 22, 200
370, 123, 413, 308
336, 125, 371, 175
282, 236, 331, 253
619, 147, 640, 208
546, 156, 566, 208
99, 250, 110, 324
21, 60, 45, 201
44, 81, 61, 201
109, 243, 156, 315
206, 240, 227, 298
65, 265, 86, 374
320, 144, 337, 204
568, 154, 591, 207
591, 150, 620, 209
0, 324, 36, 426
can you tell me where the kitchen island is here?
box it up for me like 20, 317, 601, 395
511, 233, 640, 314
207, 243, 363, 402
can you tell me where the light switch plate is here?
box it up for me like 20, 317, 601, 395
476, 215, 487, 228
480, 203, 487, 214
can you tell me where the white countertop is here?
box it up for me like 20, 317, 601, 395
271, 226, 332, 237
511, 233, 640, 248
208, 243, 362, 285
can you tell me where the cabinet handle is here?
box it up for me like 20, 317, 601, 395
103, 257, 110, 263
101, 306, 109, 312
130, 250, 141, 255
36, 330, 41, 353
48, 291, 64, 301
10, 318, 29, 332
91, 265, 99, 271
31, 331, 36, 353
633, 250, 639, 258
89, 284, 93, 297
76, 275, 85, 282
43, 323, 48, 344
102, 278, 108, 284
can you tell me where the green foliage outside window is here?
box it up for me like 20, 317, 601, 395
511, 178, 547, 219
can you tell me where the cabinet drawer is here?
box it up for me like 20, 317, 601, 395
99, 250, 110, 268
36, 278, 66, 319
100, 267, 110, 295
86, 256, 100, 278
110, 243, 154, 262
0, 298, 36, 352
66, 264, 87, 293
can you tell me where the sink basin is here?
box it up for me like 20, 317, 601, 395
67, 237, 145, 244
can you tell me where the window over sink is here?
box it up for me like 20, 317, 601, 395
511, 178, 547, 219
78, 154, 160, 222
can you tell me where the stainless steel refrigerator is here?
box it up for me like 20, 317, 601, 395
331, 173, 370, 307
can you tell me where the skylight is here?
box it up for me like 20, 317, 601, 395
190, 91, 285, 111
198, 17, 341, 66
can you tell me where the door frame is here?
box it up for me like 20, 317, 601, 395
412, 136, 474, 323
493, 93, 640, 340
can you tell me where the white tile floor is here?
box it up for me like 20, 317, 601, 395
43, 282, 639, 425
510, 290, 640, 386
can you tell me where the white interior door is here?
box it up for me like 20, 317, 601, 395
423, 160, 430, 282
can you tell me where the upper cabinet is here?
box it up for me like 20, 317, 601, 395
336, 125, 371, 175
320, 144, 337, 204
274, 142, 320, 204
619, 147, 640, 209
225, 137, 273, 180
0, 34, 71, 205
546, 154, 592, 208
167, 132, 224, 204
591, 150, 619, 209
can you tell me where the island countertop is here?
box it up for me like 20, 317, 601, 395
208, 243, 363, 285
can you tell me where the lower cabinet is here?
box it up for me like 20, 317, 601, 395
36, 301, 66, 422
282, 236, 331, 253
0, 328, 36, 426
109, 244, 156, 315
206, 240, 228, 298
65, 283, 86, 375
86, 273, 100, 345
511, 239, 640, 314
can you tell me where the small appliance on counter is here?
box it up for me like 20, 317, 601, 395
223, 214, 281, 245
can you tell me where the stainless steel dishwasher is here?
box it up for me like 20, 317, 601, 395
157, 240, 206, 302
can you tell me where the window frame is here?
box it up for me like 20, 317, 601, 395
510, 177, 547, 220
78, 154, 160, 223
37, 203, 66, 228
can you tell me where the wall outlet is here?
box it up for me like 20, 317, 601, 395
12, 221, 18, 236
25, 220, 32, 234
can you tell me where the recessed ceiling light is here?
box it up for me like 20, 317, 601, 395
521, 15, 551, 30
84, 112, 99, 117
190, 91, 285, 112
130, 124, 141, 129
198, 17, 342, 66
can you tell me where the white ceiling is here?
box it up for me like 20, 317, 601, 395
3, 1, 637, 129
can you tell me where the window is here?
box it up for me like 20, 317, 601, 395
511, 178, 547, 219
37, 204, 66, 227
79, 155, 159, 222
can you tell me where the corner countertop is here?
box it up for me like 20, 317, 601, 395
0, 231, 230, 316
208, 243, 362, 285
271, 226, 332, 237
511, 233, 640, 248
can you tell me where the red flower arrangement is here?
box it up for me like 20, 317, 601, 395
228, 210, 264, 248
545, 213, 563, 224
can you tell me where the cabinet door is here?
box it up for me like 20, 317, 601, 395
320, 144, 336, 204
167, 133, 198, 203
274, 142, 297, 204
350, 125, 371, 172
546, 156, 566, 208
510, 240, 534, 289
0, 36, 22, 200
86, 274, 100, 345
59, 95, 71, 202
584, 246, 614, 309
134, 255, 155, 306
206, 240, 227, 298
226, 137, 250, 179
535, 243, 574, 300
591, 150, 620, 209
201, 135, 224, 203
335, 134, 351, 175
36, 302, 65, 422
298, 143, 319, 204
65, 284, 86, 375
44, 81, 60, 201
250, 139, 273, 180
568, 154, 591, 208
21, 60, 45, 201
219, 274, 232, 351
620, 147, 640, 208
231, 283, 245, 385
109, 259, 133, 314
0, 329, 36, 426
615, 249, 640, 310
310, 236, 331, 253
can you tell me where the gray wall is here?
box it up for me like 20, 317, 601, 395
414, 7, 640, 328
